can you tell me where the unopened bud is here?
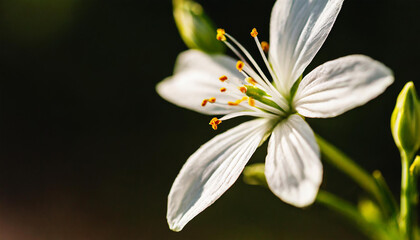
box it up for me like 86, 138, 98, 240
173, 0, 225, 53
391, 82, 420, 158
243, 163, 267, 187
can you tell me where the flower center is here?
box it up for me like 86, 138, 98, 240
201, 28, 293, 130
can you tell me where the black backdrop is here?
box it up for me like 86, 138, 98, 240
0, 0, 419, 239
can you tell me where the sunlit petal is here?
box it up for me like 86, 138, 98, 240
294, 55, 394, 118
167, 118, 272, 231
269, 0, 343, 93
265, 114, 322, 207
157, 50, 248, 115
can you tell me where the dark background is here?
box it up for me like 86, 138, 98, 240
0, 0, 419, 239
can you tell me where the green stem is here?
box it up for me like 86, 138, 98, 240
399, 151, 416, 240
316, 190, 388, 240
316, 135, 397, 219
372, 170, 400, 223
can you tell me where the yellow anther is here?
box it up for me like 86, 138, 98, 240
246, 77, 257, 85
220, 87, 227, 92
216, 28, 226, 41
239, 86, 247, 93
250, 28, 258, 38
261, 41, 269, 52
236, 61, 244, 72
228, 97, 248, 106
217, 34, 226, 41
208, 97, 216, 103
201, 99, 208, 107
219, 75, 228, 82
209, 117, 222, 130
217, 28, 225, 35
248, 97, 255, 107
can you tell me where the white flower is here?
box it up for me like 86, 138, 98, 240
157, 0, 394, 232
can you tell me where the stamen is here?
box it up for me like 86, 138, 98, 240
239, 86, 247, 93
254, 35, 277, 84
201, 99, 208, 107
250, 28, 258, 38
246, 77, 257, 85
220, 110, 278, 121
220, 31, 281, 107
217, 28, 225, 35
209, 117, 222, 130
223, 41, 248, 64
220, 87, 226, 92
219, 75, 228, 82
228, 96, 248, 106
225, 33, 273, 89
208, 97, 216, 103
236, 61, 244, 72
261, 41, 269, 52
216, 28, 226, 41
248, 97, 255, 107
220, 31, 289, 111
253, 35, 288, 109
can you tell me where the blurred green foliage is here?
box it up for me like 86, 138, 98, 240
0, 0, 80, 44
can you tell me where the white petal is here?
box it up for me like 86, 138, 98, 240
265, 114, 322, 207
156, 50, 247, 115
294, 55, 394, 118
269, 0, 343, 93
167, 119, 272, 231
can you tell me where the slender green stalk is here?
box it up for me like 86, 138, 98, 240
316, 191, 388, 240
372, 170, 399, 222
316, 135, 397, 219
243, 162, 399, 239
399, 151, 416, 240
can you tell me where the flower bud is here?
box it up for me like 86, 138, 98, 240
173, 0, 225, 53
243, 163, 267, 187
410, 156, 420, 176
391, 82, 420, 157
358, 198, 382, 222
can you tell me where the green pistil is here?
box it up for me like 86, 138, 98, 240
245, 85, 285, 112
289, 75, 302, 102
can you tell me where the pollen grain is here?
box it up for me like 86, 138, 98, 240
209, 117, 222, 130
219, 75, 228, 82
248, 97, 255, 107
216, 28, 226, 41
261, 41, 269, 52
236, 61, 244, 72
246, 77, 257, 85
228, 96, 248, 106
250, 28, 258, 37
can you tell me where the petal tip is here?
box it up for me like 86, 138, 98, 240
168, 222, 183, 232
267, 179, 320, 208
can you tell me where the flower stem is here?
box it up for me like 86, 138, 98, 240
315, 135, 398, 220
399, 151, 416, 240
316, 190, 389, 240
